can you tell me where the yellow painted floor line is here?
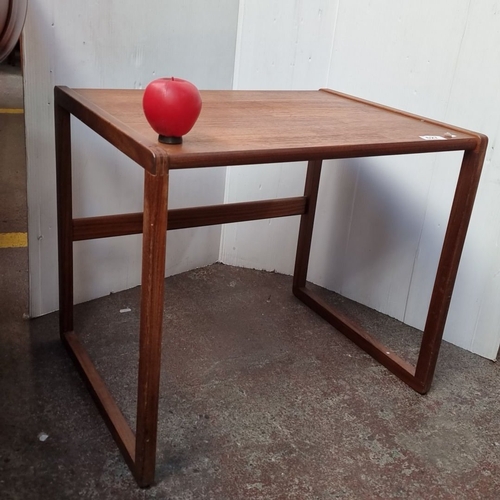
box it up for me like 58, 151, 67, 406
0, 232, 28, 248
0, 108, 24, 114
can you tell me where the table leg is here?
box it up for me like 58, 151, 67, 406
134, 168, 169, 487
293, 142, 486, 394
55, 101, 74, 335
55, 96, 138, 476
415, 145, 487, 393
293, 160, 323, 290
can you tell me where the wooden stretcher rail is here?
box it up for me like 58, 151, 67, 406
293, 287, 420, 391
62, 332, 136, 471
72, 196, 308, 241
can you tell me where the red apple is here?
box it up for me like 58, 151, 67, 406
142, 77, 202, 144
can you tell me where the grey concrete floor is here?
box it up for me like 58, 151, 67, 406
2, 264, 500, 500
1, 63, 499, 499
0, 65, 24, 109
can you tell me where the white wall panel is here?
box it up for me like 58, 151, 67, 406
233, 0, 338, 90
327, 1, 500, 358
423, 0, 500, 356
24, 0, 239, 315
223, 0, 500, 359
221, 0, 339, 273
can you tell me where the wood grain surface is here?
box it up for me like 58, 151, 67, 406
59, 87, 481, 170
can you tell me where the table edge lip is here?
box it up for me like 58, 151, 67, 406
318, 88, 486, 146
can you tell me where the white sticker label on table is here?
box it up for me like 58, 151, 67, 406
420, 135, 447, 140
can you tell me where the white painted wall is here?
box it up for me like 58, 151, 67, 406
24, 0, 500, 360
222, 0, 500, 360
23, 0, 239, 315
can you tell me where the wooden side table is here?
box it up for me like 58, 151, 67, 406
54, 86, 487, 486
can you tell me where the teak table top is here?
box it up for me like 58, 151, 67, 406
57, 87, 482, 172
